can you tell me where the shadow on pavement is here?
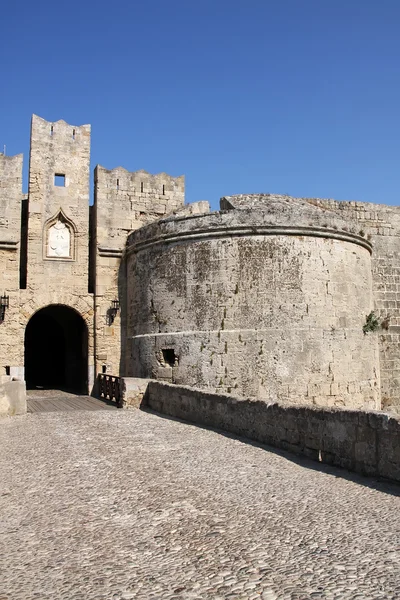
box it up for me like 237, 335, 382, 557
143, 407, 400, 498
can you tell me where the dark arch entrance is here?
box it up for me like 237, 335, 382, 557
25, 305, 88, 393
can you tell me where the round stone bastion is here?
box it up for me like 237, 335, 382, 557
126, 194, 381, 410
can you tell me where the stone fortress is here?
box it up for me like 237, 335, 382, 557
1, 114, 400, 418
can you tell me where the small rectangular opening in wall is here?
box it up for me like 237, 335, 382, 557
50, 125, 54, 137
162, 184, 165, 195
141, 182, 144, 193
162, 348, 177, 367
102, 365, 107, 374
72, 129, 76, 140
117, 178, 119, 190
54, 174, 65, 187
5, 366, 10, 376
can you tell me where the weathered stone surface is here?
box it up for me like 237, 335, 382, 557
306, 198, 400, 412
126, 207, 379, 410
167, 200, 210, 218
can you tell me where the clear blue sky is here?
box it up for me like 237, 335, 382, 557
1, 0, 399, 210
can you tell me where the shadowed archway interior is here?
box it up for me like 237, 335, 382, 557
24, 305, 88, 393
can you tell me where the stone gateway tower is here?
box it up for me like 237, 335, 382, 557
1, 114, 400, 416
22, 116, 92, 391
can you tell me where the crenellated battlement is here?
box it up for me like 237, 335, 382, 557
0, 152, 23, 163
95, 165, 184, 198
0, 152, 23, 185
31, 114, 91, 139
94, 164, 185, 246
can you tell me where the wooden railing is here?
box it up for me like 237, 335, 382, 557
98, 374, 121, 404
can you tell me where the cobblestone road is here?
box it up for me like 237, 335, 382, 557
1, 408, 400, 600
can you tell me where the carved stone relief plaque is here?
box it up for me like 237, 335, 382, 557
47, 219, 71, 257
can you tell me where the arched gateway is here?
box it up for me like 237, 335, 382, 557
24, 305, 88, 393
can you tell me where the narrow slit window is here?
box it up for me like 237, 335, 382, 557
72, 129, 76, 140
102, 365, 107, 374
54, 174, 65, 187
162, 184, 165, 195
141, 181, 144, 193
117, 178, 119, 190
50, 125, 54, 136
5, 366, 10, 376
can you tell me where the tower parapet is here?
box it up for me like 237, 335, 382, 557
26, 114, 91, 291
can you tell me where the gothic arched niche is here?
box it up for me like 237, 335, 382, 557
44, 209, 76, 259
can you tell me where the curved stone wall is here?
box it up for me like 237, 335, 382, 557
126, 206, 380, 409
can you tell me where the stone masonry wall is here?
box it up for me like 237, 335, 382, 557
20, 115, 95, 387
146, 380, 400, 483
309, 199, 400, 412
0, 153, 23, 377
126, 207, 380, 410
93, 165, 184, 377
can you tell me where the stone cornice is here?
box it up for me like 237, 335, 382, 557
0, 240, 18, 251
98, 246, 123, 258
127, 225, 373, 256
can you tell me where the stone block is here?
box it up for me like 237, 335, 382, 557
0, 379, 27, 417
119, 377, 151, 409
155, 366, 173, 380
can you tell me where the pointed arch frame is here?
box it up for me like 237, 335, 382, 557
43, 208, 77, 260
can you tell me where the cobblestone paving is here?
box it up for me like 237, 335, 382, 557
1, 409, 400, 600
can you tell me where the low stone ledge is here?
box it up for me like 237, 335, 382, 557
0, 378, 27, 417
145, 381, 400, 484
